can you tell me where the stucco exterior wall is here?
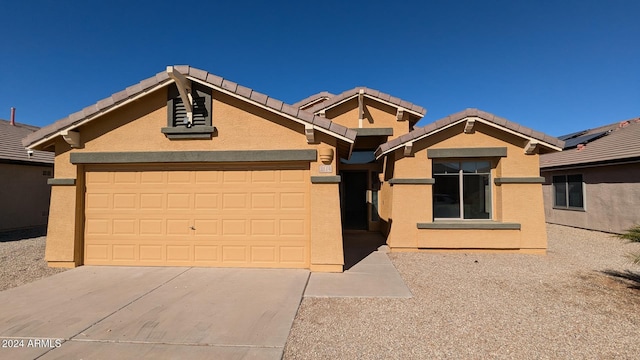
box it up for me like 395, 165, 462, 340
385, 121, 547, 252
0, 163, 52, 231
44, 86, 345, 270
542, 163, 640, 234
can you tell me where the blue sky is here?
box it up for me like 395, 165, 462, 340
1, 0, 638, 136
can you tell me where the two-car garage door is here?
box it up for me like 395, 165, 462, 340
83, 164, 310, 268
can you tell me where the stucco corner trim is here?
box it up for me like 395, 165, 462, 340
311, 176, 341, 184
427, 147, 507, 158
388, 178, 435, 185
351, 128, 394, 136
47, 178, 76, 186
70, 150, 317, 164
417, 221, 521, 230
494, 177, 545, 185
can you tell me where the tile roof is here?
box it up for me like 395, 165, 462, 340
23, 66, 357, 149
291, 91, 334, 109
0, 119, 53, 164
303, 87, 427, 116
375, 108, 565, 158
540, 117, 640, 169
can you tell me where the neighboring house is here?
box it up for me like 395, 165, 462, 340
23, 66, 562, 271
540, 118, 640, 234
0, 116, 53, 232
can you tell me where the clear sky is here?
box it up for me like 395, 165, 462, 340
1, 0, 638, 136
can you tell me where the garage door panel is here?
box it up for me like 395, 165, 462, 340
84, 166, 309, 268
194, 193, 219, 210
167, 193, 192, 210
222, 246, 248, 262
194, 245, 219, 261
167, 171, 192, 184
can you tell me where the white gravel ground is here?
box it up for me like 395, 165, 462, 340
0, 230, 67, 291
284, 224, 640, 359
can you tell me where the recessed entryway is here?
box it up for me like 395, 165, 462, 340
341, 171, 368, 230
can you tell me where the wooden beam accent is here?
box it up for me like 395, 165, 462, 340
404, 141, 413, 157
396, 108, 405, 122
61, 130, 81, 148
305, 124, 315, 143
358, 89, 364, 128
166, 66, 193, 125
524, 140, 538, 154
464, 119, 475, 133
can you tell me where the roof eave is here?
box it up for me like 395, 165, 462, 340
376, 116, 563, 160
24, 67, 357, 150
188, 77, 356, 144
24, 79, 172, 150
311, 92, 425, 119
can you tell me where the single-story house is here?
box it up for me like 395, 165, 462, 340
23, 66, 562, 271
540, 117, 640, 233
0, 111, 54, 232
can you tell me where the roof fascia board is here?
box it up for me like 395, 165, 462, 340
471, 117, 563, 152
27, 80, 172, 150
376, 120, 464, 159
300, 96, 331, 109
377, 116, 562, 159
540, 157, 640, 171
312, 93, 358, 114
188, 77, 354, 144
363, 94, 423, 117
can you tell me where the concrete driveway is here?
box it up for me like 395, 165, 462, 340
0, 266, 309, 359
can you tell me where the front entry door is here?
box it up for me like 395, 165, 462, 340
342, 171, 368, 230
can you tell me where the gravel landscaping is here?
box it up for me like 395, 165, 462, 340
0, 228, 67, 291
2, 224, 639, 358
284, 224, 640, 359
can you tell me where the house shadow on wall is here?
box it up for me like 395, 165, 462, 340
601, 269, 640, 290
0, 225, 47, 243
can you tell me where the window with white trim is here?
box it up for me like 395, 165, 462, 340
553, 174, 584, 209
433, 161, 491, 219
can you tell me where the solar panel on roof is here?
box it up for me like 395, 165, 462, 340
563, 131, 609, 149
558, 130, 588, 141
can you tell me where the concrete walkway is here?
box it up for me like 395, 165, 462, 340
0, 267, 308, 359
304, 245, 413, 298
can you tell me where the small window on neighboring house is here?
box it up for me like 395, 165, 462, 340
433, 161, 492, 220
161, 82, 215, 139
553, 175, 584, 209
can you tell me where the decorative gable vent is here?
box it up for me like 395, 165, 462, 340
162, 82, 215, 139
169, 83, 210, 127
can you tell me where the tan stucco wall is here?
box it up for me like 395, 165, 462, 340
325, 98, 411, 136
45, 86, 345, 270
0, 163, 52, 231
385, 121, 548, 252
542, 163, 640, 234
310, 183, 344, 271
